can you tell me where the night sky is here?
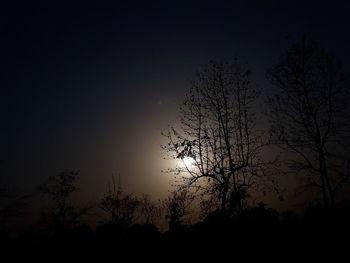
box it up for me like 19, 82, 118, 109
1, 1, 350, 202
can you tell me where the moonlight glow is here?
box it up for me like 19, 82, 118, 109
183, 156, 195, 167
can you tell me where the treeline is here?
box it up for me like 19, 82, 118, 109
1, 169, 350, 256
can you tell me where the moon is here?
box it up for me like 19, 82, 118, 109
183, 156, 195, 167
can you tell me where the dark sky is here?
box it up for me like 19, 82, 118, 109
1, 1, 350, 201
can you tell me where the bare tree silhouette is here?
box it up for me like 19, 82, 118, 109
266, 37, 350, 209
101, 175, 139, 227
37, 170, 84, 233
162, 187, 194, 231
163, 60, 269, 213
139, 194, 162, 225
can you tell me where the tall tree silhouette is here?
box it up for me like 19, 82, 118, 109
37, 170, 83, 233
163, 187, 194, 231
101, 175, 139, 227
267, 38, 350, 208
139, 194, 162, 225
163, 60, 268, 213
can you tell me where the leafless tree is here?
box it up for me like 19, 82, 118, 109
162, 187, 194, 230
139, 194, 161, 225
101, 175, 139, 226
266, 37, 350, 209
37, 170, 82, 232
163, 60, 269, 213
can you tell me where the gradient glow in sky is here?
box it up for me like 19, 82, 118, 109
1, 1, 350, 201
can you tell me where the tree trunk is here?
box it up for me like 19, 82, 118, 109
221, 185, 228, 211
320, 151, 335, 208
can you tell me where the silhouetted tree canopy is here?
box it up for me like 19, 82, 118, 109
163, 187, 194, 231
163, 60, 271, 214
101, 175, 139, 227
267, 37, 350, 208
139, 194, 162, 225
37, 170, 84, 234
